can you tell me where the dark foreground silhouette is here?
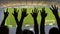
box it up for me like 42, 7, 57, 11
40, 7, 47, 34
0, 8, 9, 34
49, 5, 60, 34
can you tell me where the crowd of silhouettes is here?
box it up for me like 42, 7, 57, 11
0, 5, 60, 34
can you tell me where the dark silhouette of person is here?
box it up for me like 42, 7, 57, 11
49, 5, 60, 34
22, 29, 34, 34
12, 8, 21, 34
21, 8, 34, 34
31, 8, 39, 34
13, 8, 29, 34
0, 8, 9, 34
40, 8, 47, 34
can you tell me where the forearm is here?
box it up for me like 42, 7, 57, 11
54, 15, 60, 29
34, 18, 39, 34
40, 18, 45, 34
1, 17, 6, 26
14, 17, 19, 26
19, 17, 24, 28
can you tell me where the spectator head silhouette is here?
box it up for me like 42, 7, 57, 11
49, 27, 59, 34
22, 29, 34, 34
0, 26, 9, 34
16, 27, 22, 34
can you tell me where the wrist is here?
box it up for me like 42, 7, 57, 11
34, 18, 37, 20
41, 17, 46, 18
55, 15, 59, 17
4, 17, 7, 19
14, 17, 17, 19
21, 17, 24, 19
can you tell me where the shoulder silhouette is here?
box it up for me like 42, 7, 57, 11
22, 29, 34, 34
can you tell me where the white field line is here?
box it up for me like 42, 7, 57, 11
25, 24, 30, 27
45, 20, 56, 25
8, 25, 13, 27
29, 28, 34, 31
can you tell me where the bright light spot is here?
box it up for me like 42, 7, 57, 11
8, 25, 12, 27
29, 28, 33, 31
25, 24, 30, 27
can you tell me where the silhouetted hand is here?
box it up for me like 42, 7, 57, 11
1, 8, 9, 26
40, 8, 47, 18
4, 8, 9, 18
40, 8, 47, 34
12, 8, 19, 18
50, 5, 58, 15
31, 8, 39, 19
21, 8, 28, 18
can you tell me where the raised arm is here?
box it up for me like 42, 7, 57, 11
49, 5, 60, 29
1, 8, 9, 26
13, 8, 28, 34
40, 8, 47, 34
19, 8, 28, 28
31, 8, 39, 34
12, 8, 19, 26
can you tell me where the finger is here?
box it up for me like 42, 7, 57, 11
46, 13, 47, 16
56, 7, 58, 10
14, 8, 17, 11
35, 8, 38, 13
49, 7, 53, 11
37, 10, 39, 13
6, 8, 8, 12
32, 10, 34, 13
30, 13, 32, 16
36, 9, 38, 13
51, 5, 54, 9
17, 10, 19, 13
12, 13, 14, 15
26, 13, 28, 16
54, 5, 56, 9
42, 7, 45, 10
43, 8, 45, 12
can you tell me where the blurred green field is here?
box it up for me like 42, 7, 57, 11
4, 7, 60, 27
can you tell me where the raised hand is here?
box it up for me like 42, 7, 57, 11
12, 8, 19, 18
1, 8, 9, 26
40, 8, 47, 18
21, 8, 28, 18
31, 8, 39, 19
50, 5, 60, 30
31, 8, 39, 34
50, 5, 58, 15
40, 8, 47, 34
4, 8, 9, 18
